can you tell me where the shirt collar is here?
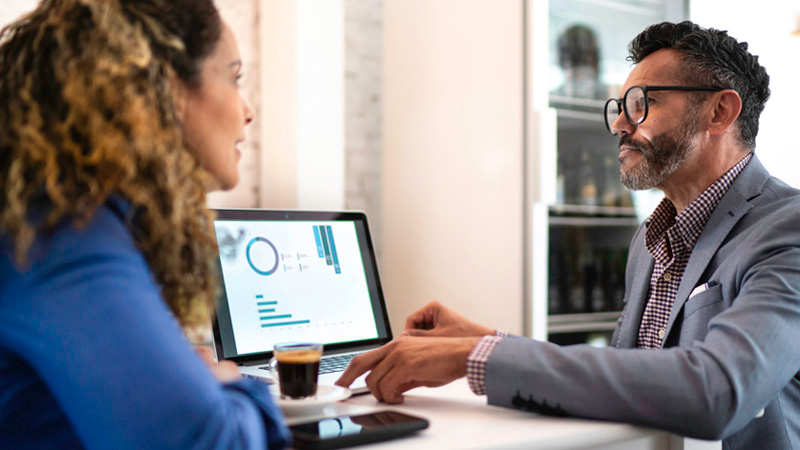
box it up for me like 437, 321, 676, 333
645, 153, 753, 254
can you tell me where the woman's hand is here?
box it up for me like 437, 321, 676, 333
196, 346, 242, 383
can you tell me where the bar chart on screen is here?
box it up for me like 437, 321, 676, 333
255, 295, 311, 328
313, 225, 341, 274
215, 221, 378, 355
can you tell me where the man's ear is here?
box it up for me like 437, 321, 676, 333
707, 89, 742, 136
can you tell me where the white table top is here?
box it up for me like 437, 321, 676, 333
281, 378, 717, 450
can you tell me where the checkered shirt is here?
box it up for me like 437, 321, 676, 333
466, 331, 509, 395
637, 153, 752, 348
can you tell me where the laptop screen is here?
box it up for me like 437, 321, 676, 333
211, 209, 392, 363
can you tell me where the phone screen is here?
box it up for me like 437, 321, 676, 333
289, 411, 429, 449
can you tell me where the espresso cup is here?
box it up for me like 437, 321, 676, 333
268, 342, 323, 400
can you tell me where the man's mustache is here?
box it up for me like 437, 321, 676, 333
619, 135, 649, 158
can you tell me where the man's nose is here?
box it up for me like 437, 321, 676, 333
610, 112, 634, 136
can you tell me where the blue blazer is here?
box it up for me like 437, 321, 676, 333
0, 198, 291, 449
485, 155, 800, 449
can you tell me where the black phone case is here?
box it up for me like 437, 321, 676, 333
290, 412, 429, 450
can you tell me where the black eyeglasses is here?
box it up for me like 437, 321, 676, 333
603, 85, 722, 135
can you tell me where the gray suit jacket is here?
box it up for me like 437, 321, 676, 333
486, 155, 800, 449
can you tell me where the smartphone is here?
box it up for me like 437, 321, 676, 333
289, 410, 429, 449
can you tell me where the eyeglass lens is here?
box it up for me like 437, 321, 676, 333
604, 86, 647, 135
625, 87, 647, 125
605, 100, 621, 133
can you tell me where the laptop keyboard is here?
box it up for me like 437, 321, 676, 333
258, 352, 362, 375
319, 353, 361, 374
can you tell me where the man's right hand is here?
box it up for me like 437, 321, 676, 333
335, 335, 481, 404
402, 301, 494, 338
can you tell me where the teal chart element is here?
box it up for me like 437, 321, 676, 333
314, 225, 341, 274
254, 294, 311, 328
246, 237, 279, 276
325, 225, 341, 274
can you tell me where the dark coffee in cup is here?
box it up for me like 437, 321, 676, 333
275, 350, 321, 399
269, 343, 324, 400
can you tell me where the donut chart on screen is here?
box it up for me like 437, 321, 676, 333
246, 237, 279, 276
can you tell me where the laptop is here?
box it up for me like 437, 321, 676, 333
209, 209, 393, 394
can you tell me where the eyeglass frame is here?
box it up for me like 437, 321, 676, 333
604, 85, 723, 135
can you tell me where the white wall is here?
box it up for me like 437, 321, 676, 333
0, 0, 34, 27
257, 0, 346, 211
294, 0, 345, 210
691, 1, 800, 188
258, 0, 299, 209
380, 0, 524, 334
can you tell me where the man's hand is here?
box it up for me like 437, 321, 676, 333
335, 335, 481, 404
402, 301, 494, 338
196, 345, 242, 383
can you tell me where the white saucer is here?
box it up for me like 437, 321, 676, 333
270, 384, 352, 416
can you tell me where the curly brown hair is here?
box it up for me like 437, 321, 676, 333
0, 0, 226, 327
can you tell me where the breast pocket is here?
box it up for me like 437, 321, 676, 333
682, 284, 724, 320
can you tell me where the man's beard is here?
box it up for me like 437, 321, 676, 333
618, 112, 699, 191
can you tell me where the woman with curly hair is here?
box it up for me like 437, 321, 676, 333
0, 0, 290, 448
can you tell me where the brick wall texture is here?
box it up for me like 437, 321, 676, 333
344, 0, 384, 254
208, 0, 261, 208
1, 1, 385, 253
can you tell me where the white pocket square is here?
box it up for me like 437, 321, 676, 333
689, 281, 718, 299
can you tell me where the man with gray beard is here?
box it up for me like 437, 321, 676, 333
339, 21, 800, 449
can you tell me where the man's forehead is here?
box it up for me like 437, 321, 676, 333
620, 49, 684, 93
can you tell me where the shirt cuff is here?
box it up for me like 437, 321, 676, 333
465, 331, 507, 395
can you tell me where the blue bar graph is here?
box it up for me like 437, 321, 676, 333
260, 314, 292, 320
254, 298, 309, 327
261, 320, 311, 328
313, 226, 324, 257
320, 226, 332, 265
325, 226, 341, 274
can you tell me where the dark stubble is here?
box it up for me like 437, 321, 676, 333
618, 108, 700, 191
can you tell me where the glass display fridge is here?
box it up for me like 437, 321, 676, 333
528, 0, 687, 345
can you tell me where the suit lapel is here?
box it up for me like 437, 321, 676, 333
662, 194, 751, 339
615, 239, 655, 348
661, 155, 767, 342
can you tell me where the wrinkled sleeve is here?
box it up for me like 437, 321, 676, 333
1, 207, 291, 449
484, 204, 800, 440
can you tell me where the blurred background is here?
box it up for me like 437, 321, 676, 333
3, 0, 799, 346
